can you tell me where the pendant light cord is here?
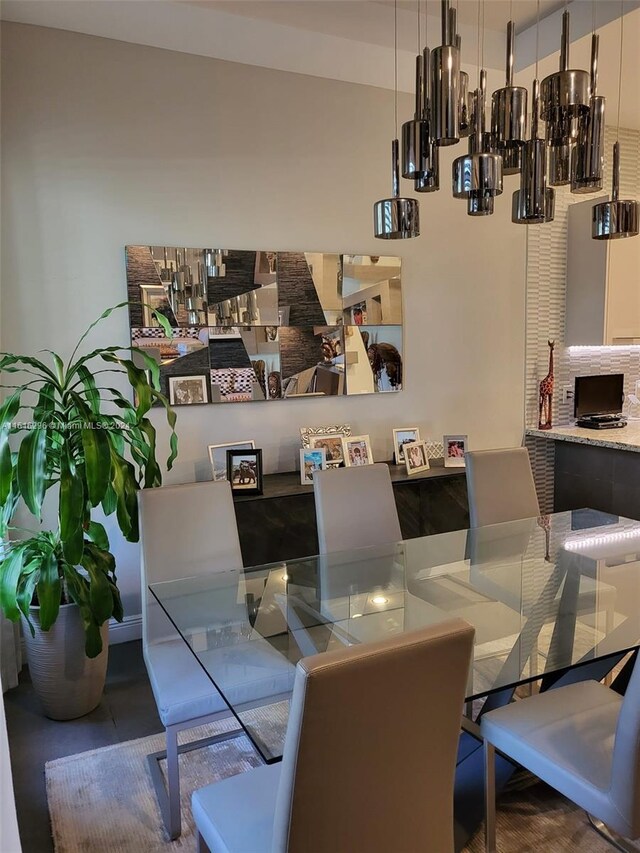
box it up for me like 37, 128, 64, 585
616, 0, 623, 141
535, 0, 540, 79
477, 0, 481, 87
481, 0, 485, 71
417, 0, 420, 54
394, 0, 398, 139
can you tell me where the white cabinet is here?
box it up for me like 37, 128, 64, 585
567, 197, 640, 345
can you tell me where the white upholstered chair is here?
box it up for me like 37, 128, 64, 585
193, 616, 475, 853
482, 653, 640, 852
313, 463, 402, 554
465, 448, 539, 529
138, 481, 245, 840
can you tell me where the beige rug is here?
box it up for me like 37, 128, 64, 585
47, 711, 632, 853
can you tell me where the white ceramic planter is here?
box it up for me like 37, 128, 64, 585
21, 603, 109, 720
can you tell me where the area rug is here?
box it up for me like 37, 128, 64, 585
47, 706, 633, 853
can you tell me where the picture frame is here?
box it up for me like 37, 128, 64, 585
443, 434, 468, 467
403, 441, 430, 476
226, 448, 263, 496
342, 434, 373, 467
208, 440, 256, 482
300, 424, 351, 445
168, 374, 208, 406
308, 434, 346, 467
299, 447, 327, 485
392, 427, 421, 465
140, 283, 176, 327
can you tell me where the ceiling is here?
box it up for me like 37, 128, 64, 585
195, 1, 566, 44
2, 0, 638, 128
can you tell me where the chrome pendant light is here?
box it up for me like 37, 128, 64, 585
415, 43, 440, 193
541, 9, 589, 187
402, 52, 429, 179
571, 31, 605, 193
512, 81, 555, 223
374, 1, 420, 239
453, 74, 503, 216
512, 1, 554, 225
414, 2, 439, 193
592, 4, 639, 240
458, 35, 471, 138
374, 140, 421, 238
491, 18, 528, 175
452, 1, 502, 217
430, 0, 460, 146
402, 2, 432, 179
205, 248, 227, 279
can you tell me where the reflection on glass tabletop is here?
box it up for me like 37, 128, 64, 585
150, 508, 640, 762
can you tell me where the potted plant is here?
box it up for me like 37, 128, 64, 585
0, 304, 177, 719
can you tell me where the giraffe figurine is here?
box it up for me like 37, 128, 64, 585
538, 340, 555, 430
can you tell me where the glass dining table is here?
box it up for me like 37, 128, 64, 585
150, 507, 640, 848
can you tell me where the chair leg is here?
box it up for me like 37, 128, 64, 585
484, 741, 497, 853
587, 814, 639, 852
197, 830, 211, 853
166, 725, 181, 841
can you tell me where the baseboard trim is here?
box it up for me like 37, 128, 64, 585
109, 613, 142, 644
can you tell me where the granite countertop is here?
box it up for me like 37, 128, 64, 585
526, 422, 640, 453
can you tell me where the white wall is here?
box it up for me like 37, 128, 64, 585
1, 23, 526, 620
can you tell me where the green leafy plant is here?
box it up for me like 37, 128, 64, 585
0, 303, 178, 656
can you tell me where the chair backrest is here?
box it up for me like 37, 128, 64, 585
465, 448, 540, 528
273, 617, 475, 853
313, 463, 402, 553
611, 653, 640, 836
138, 481, 243, 646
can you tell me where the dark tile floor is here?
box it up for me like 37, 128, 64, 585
4, 641, 161, 853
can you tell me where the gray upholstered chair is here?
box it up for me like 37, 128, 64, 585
313, 463, 402, 553
482, 655, 640, 852
139, 480, 289, 840
193, 616, 475, 853
139, 481, 244, 839
465, 448, 539, 529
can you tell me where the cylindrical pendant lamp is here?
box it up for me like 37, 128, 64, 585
491, 21, 528, 175
375, 139, 421, 239
593, 142, 639, 239
571, 34, 605, 193
512, 79, 555, 224
430, 0, 460, 146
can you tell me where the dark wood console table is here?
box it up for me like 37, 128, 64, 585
233, 461, 469, 566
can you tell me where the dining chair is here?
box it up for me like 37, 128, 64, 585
138, 480, 246, 840
313, 463, 402, 553
465, 447, 615, 686
193, 616, 475, 853
482, 653, 640, 852
465, 447, 539, 529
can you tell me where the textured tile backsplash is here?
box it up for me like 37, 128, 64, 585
525, 126, 640, 510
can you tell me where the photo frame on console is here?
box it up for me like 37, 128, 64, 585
443, 435, 468, 467
404, 441, 430, 476
342, 434, 373, 467
300, 424, 351, 448
226, 448, 263, 496
393, 427, 421, 465
300, 448, 327, 485
208, 440, 256, 482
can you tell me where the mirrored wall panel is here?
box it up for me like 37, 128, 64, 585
126, 246, 403, 405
